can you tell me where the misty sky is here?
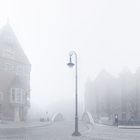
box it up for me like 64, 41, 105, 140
0, 0, 140, 110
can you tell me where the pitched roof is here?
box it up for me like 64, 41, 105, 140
0, 23, 30, 65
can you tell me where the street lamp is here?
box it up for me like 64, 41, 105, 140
67, 51, 81, 136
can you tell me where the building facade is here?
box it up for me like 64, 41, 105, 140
85, 69, 140, 125
0, 23, 31, 122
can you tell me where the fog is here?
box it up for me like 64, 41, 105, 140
0, 0, 140, 117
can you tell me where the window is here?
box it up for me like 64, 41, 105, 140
14, 65, 30, 76
11, 89, 15, 101
16, 89, 21, 102
16, 65, 24, 75
22, 92, 25, 103
0, 92, 3, 102
2, 48, 15, 59
10, 88, 26, 104
4, 63, 14, 72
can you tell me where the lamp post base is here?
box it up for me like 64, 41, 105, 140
72, 131, 81, 136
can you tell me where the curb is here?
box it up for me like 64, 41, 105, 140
118, 125, 140, 129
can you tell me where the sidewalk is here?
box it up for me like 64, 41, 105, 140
118, 125, 140, 129
0, 121, 51, 129
83, 123, 140, 140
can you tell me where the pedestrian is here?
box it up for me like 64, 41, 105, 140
115, 114, 118, 126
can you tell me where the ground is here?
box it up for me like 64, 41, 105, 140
85, 123, 140, 140
0, 121, 140, 140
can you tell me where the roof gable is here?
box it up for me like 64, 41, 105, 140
0, 23, 30, 65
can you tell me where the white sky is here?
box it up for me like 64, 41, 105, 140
0, 0, 140, 110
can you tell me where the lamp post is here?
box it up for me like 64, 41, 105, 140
67, 51, 81, 136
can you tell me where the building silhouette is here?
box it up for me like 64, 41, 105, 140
85, 69, 140, 125
0, 23, 31, 122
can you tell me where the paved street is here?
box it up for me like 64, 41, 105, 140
0, 121, 89, 140
84, 123, 140, 140
1, 121, 140, 140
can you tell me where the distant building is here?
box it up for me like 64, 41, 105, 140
85, 69, 140, 125
0, 23, 31, 122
